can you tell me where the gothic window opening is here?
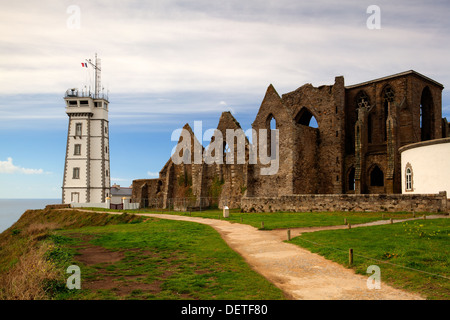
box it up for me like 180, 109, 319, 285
370, 165, 384, 186
295, 108, 318, 128
356, 91, 370, 109
266, 114, 277, 159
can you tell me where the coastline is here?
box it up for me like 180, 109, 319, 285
0, 199, 61, 233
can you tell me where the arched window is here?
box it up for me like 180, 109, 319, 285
266, 114, 277, 159
370, 165, 384, 186
405, 163, 413, 191
406, 168, 412, 190
356, 91, 370, 109
295, 108, 318, 128
382, 86, 394, 141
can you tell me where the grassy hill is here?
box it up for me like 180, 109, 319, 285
0, 208, 286, 300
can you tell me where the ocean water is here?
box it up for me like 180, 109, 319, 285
0, 199, 61, 233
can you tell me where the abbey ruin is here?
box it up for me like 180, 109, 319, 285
132, 70, 450, 212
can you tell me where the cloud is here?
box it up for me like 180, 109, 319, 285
147, 171, 160, 178
0, 157, 48, 174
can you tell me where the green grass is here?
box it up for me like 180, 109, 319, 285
288, 218, 450, 300
51, 218, 287, 300
136, 209, 433, 230
83, 207, 437, 230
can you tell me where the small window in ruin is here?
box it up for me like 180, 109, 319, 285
295, 108, 318, 128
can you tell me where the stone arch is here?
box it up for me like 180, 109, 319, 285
294, 107, 319, 128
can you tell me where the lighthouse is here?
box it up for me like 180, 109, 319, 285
62, 54, 111, 204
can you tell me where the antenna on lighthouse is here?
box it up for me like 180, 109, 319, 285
85, 53, 101, 98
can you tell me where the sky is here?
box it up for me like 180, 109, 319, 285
0, 0, 449, 199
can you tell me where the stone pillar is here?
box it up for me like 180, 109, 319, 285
354, 107, 368, 194
386, 112, 396, 194
105, 197, 111, 209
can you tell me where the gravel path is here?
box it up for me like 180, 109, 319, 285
132, 213, 448, 300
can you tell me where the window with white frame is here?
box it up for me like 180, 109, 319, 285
405, 165, 413, 191
406, 168, 412, 191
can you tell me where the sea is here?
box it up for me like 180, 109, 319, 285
0, 199, 61, 233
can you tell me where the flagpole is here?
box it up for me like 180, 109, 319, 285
84, 53, 101, 98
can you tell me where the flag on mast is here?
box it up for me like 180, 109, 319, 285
81, 62, 88, 68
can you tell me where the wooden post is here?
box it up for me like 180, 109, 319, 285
390, 218, 393, 224
344, 218, 347, 225
261, 221, 264, 229
349, 248, 353, 265
287, 229, 291, 241
423, 215, 426, 220
348, 223, 351, 229
240, 216, 243, 223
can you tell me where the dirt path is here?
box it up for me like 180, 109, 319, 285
126, 213, 447, 300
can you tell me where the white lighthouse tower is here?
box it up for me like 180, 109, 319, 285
62, 54, 111, 204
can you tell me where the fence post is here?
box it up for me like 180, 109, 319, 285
287, 229, 291, 241
344, 218, 347, 225
261, 221, 264, 229
390, 218, 393, 224
349, 248, 353, 265
348, 223, 351, 229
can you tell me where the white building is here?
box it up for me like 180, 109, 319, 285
62, 55, 111, 204
400, 137, 450, 196
110, 184, 132, 204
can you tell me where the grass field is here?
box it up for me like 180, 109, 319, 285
0, 209, 286, 300
288, 218, 450, 300
85, 207, 432, 230
52, 218, 287, 300
1, 207, 448, 300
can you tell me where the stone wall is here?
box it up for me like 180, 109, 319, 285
241, 192, 448, 213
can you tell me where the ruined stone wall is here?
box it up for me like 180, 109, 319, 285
282, 76, 346, 194
248, 85, 295, 197
241, 192, 448, 213
132, 178, 164, 207
344, 73, 444, 195
132, 71, 444, 206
